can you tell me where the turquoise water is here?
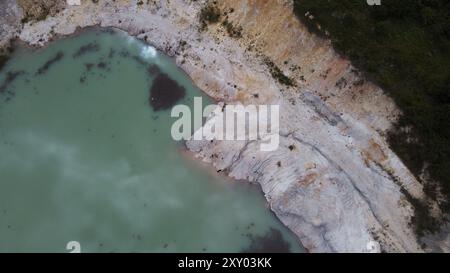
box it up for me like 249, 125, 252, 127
0, 29, 302, 253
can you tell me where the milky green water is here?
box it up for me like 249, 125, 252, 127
0, 29, 302, 253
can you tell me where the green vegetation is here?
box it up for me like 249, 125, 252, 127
401, 188, 440, 237
21, 8, 50, 24
293, 0, 450, 233
199, 3, 242, 39
18, 0, 64, 24
222, 19, 243, 38
264, 57, 296, 87
199, 3, 222, 31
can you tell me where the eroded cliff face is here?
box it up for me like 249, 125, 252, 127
0, 0, 445, 252
0, 0, 22, 52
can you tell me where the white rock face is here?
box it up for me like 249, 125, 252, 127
67, 0, 81, 6
0, 0, 22, 50
1, 0, 445, 252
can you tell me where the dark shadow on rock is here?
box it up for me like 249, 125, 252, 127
149, 73, 185, 111
241, 228, 291, 253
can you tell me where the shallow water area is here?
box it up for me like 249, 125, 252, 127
0, 29, 303, 253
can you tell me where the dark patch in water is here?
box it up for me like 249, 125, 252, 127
84, 63, 94, 71
0, 55, 10, 73
80, 60, 109, 83
241, 228, 291, 253
97, 61, 108, 69
119, 49, 130, 58
132, 55, 147, 66
102, 28, 116, 35
0, 46, 14, 72
108, 48, 116, 59
35, 52, 64, 75
149, 73, 185, 111
0, 71, 25, 100
147, 64, 160, 76
131, 55, 161, 76
73, 43, 100, 58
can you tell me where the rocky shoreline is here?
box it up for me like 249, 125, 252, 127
1, 0, 448, 252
